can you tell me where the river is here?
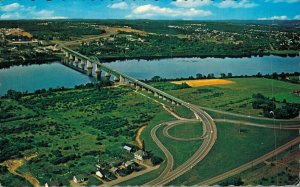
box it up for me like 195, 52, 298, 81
0, 56, 299, 96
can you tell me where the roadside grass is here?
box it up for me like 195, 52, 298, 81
157, 125, 202, 169
167, 122, 203, 139
170, 105, 195, 119
168, 122, 298, 185
150, 78, 300, 116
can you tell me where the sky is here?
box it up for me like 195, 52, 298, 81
0, 0, 299, 20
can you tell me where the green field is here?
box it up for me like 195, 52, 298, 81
168, 122, 298, 185
150, 78, 300, 116
157, 125, 202, 169
0, 85, 163, 186
167, 122, 203, 140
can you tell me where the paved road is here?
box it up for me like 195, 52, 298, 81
200, 106, 300, 123
214, 118, 300, 130
163, 119, 206, 141
147, 104, 217, 186
198, 136, 300, 185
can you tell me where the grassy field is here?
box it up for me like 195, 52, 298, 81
168, 122, 298, 185
167, 122, 203, 139
0, 85, 163, 186
150, 78, 300, 116
157, 126, 202, 169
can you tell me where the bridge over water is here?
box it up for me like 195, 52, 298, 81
61, 46, 186, 106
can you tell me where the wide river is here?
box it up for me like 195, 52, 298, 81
0, 56, 299, 96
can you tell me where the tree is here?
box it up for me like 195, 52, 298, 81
142, 140, 145, 151
227, 73, 233, 78
196, 73, 203, 79
256, 72, 263, 77
207, 73, 215, 79
151, 156, 163, 165
220, 73, 226, 78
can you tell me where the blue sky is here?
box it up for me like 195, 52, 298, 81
0, 0, 299, 20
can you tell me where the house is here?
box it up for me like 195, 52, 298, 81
45, 181, 60, 187
123, 145, 132, 152
96, 171, 103, 178
73, 175, 88, 183
134, 150, 146, 161
110, 167, 119, 174
125, 161, 134, 167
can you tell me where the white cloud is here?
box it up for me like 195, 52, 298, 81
258, 15, 288, 20
0, 13, 21, 19
30, 10, 66, 19
217, 0, 258, 8
126, 4, 212, 19
0, 3, 23, 12
107, 2, 128, 10
294, 15, 300, 19
265, 0, 300, 3
0, 3, 66, 19
171, 0, 212, 8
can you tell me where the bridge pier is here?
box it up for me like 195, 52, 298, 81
159, 95, 162, 99
136, 85, 140, 90
74, 57, 79, 67
163, 97, 166, 101
105, 72, 111, 81
114, 76, 120, 82
154, 92, 158, 97
142, 87, 146, 91
81, 60, 86, 70
87, 61, 93, 76
95, 65, 102, 81
119, 75, 125, 83
172, 101, 176, 105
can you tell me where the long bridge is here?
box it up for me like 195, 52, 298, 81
61, 45, 189, 106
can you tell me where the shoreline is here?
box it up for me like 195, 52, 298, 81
1, 53, 299, 70
97, 52, 300, 63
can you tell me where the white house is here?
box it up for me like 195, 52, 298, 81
134, 150, 145, 161
96, 171, 103, 178
123, 145, 132, 152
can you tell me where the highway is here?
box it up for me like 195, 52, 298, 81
198, 136, 300, 185
146, 104, 217, 186
200, 106, 300, 123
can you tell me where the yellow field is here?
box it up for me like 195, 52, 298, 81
171, 79, 235, 87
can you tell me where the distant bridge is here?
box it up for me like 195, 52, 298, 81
61, 46, 186, 105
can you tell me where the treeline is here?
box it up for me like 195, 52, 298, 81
252, 93, 299, 119
2, 81, 113, 100
145, 72, 299, 83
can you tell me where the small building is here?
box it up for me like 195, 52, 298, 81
134, 150, 146, 161
123, 145, 132, 152
45, 181, 60, 187
125, 161, 134, 167
73, 175, 88, 183
110, 167, 119, 174
96, 171, 103, 178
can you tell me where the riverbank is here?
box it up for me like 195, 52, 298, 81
97, 52, 300, 63
1, 51, 299, 69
